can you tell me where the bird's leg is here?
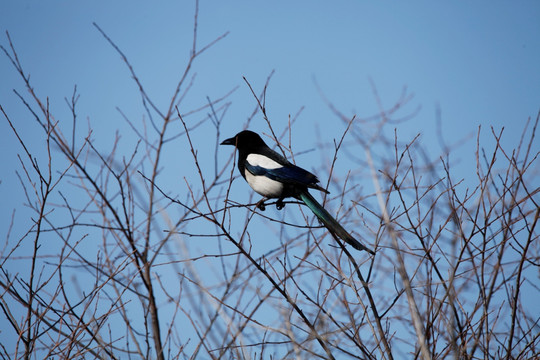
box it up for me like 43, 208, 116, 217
256, 198, 267, 211
276, 198, 285, 210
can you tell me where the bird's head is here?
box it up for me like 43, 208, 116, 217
220, 130, 267, 149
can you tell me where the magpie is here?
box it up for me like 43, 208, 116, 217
221, 130, 375, 254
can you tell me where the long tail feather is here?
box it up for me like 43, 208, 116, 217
299, 191, 375, 255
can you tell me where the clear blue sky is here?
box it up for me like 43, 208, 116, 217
3, 0, 539, 237
1, 0, 539, 356
2, 1, 539, 176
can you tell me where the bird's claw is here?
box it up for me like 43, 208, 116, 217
256, 199, 266, 211
256, 198, 285, 211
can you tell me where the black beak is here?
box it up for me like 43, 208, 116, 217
220, 136, 236, 146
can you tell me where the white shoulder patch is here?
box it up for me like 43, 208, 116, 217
246, 153, 282, 169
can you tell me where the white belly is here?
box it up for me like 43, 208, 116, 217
245, 171, 284, 198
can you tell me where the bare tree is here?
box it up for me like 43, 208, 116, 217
1, 3, 539, 359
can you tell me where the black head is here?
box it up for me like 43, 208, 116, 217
220, 130, 268, 149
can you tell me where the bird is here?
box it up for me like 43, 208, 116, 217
220, 130, 374, 255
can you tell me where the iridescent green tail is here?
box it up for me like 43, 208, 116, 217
299, 191, 375, 255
